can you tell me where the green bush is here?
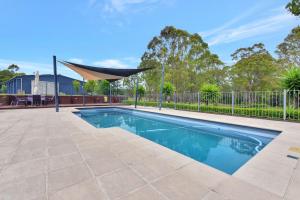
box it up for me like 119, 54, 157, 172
123, 100, 300, 121
163, 82, 175, 96
200, 84, 220, 105
282, 67, 300, 91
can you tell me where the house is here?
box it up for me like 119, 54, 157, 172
6, 74, 84, 95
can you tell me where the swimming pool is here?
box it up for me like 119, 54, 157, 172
76, 108, 279, 174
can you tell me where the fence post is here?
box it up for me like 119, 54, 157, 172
231, 91, 234, 115
283, 89, 287, 120
174, 92, 176, 110
197, 92, 200, 112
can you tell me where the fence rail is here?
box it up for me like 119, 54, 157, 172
125, 90, 300, 122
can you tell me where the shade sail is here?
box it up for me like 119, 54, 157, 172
60, 61, 152, 81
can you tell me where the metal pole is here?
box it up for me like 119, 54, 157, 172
232, 91, 234, 115
135, 76, 138, 108
82, 78, 85, 106
197, 92, 200, 112
53, 56, 59, 112
283, 89, 287, 120
174, 92, 176, 110
159, 63, 165, 110
109, 82, 112, 104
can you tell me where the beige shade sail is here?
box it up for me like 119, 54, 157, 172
60, 61, 152, 81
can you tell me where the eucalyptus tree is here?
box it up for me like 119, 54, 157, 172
8, 64, 19, 72
139, 26, 224, 94
276, 26, 300, 68
230, 43, 281, 91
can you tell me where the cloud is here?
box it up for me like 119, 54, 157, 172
87, 0, 174, 29
202, 7, 299, 46
103, 0, 161, 13
68, 58, 84, 64
93, 57, 140, 68
199, 5, 261, 38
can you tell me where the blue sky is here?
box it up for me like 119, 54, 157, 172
0, 0, 299, 79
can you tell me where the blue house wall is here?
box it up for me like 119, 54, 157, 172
6, 74, 84, 95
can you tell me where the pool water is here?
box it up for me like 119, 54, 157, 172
76, 108, 279, 174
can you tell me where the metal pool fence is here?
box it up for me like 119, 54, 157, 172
125, 90, 300, 121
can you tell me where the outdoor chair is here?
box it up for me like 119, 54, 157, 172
10, 96, 27, 106
32, 95, 41, 106
41, 96, 46, 105
27, 96, 33, 105
46, 96, 55, 105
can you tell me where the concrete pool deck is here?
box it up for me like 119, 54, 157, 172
0, 106, 299, 200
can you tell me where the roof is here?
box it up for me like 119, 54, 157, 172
6, 74, 84, 83
60, 61, 152, 81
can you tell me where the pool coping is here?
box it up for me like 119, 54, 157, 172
75, 106, 282, 136
72, 105, 300, 198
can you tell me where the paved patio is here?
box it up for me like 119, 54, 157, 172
0, 106, 299, 200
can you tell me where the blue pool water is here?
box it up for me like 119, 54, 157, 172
76, 108, 279, 174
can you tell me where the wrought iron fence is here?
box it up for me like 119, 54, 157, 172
125, 90, 300, 121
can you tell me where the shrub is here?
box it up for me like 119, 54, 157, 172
282, 67, 300, 91
123, 100, 300, 121
163, 82, 175, 96
200, 84, 220, 105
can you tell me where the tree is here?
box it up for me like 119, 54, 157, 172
0, 65, 25, 87
200, 83, 220, 105
286, 0, 300, 16
139, 26, 225, 94
95, 80, 110, 95
1, 85, 7, 93
123, 76, 136, 96
276, 26, 300, 67
134, 85, 145, 100
83, 80, 96, 95
162, 82, 175, 102
72, 80, 80, 94
0, 69, 14, 86
282, 67, 300, 90
8, 64, 19, 72
230, 43, 281, 91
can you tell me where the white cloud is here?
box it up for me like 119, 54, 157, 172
202, 7, 299, 46
68, 58, 84, 64
93, 57, 139, 68
199, 5, 261, 38
103, 0, 160, 13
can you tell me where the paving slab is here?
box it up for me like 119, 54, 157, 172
47, 163, 92, 194
0, 107, 299, 200
152, 172, 210, 200
98, 167, 146, 199
49, 179, 107, 200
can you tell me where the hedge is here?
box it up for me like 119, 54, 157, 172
123, 100, 300, 121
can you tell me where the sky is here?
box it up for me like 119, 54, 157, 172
0, 0, 299, 79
